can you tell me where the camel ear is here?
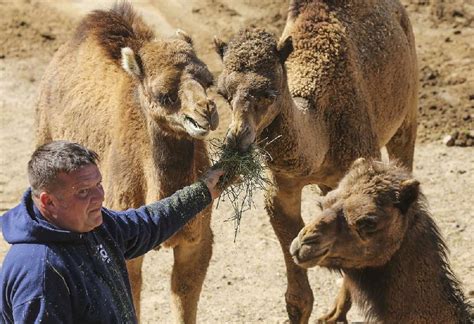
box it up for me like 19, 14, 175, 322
277, 36, 293, 64
121, 47, 141, 77
214, 36, 227, 60
176, 29, 193, 46
396, 179, 420, 214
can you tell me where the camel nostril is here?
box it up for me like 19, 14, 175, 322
301, 234, 320, 245
290, 238, 301, 257
209, 108, 219, 130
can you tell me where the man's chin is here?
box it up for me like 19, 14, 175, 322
88, 211, 103, 229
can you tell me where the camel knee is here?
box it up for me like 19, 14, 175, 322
285, 289, 314, 324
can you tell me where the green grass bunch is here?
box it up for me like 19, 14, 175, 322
208, 138, 274, 241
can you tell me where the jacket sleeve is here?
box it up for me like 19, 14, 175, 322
104, 181, 212, 259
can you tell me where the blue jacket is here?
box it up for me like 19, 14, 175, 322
0, 182, 211, 324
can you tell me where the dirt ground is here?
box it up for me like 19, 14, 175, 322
0, 0, 472, 323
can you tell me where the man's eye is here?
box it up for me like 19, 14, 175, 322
78, 189, 89, 197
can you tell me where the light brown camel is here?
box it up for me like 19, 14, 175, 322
290, 158, 473, 323
35, 3, 218, 323
213, 0, 418, 322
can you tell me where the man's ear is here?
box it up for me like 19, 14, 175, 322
277, 36, 293, 64
213, 36, 227, 60
38, 191, 54, 209
395, 179, 420, 214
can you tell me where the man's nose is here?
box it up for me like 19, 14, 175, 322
92, 185, 105, 202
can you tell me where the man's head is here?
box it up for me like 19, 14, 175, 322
28, 141, 105, 233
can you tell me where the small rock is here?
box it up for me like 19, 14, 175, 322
443, 135, 455, 146
452, 10, 464, 18
463, 114, 471, 121
457, 170, 466, 174
469, 94, 474, 101
453, 30, 461, 35
444, 37, 452, 42
454, 139, 466, 147
40, 33, 55, 41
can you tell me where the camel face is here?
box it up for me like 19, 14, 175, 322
129, 39, 218, 139
291, 159, 418, 270
215, 29, 287, 152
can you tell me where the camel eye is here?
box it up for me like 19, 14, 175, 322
156, 92, 178, 106
258, 96, 273, 106
217, 89, 232, 107
356, 216, 378, 233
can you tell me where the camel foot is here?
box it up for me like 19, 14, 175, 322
317, 308, 348, 324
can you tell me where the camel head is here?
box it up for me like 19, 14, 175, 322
214, 28, 293, 152
290, 158, 420, 270
121, 30, 218, 139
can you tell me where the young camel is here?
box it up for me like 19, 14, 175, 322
214, 0, 418, 322
290, 158, 473, 323
35, 3, 218, 323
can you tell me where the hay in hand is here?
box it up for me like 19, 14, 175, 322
209, 137, 279, 241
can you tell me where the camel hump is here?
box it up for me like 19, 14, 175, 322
73, 2, 154, 62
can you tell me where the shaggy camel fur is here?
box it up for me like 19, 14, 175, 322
290, 158, 473, 323
214, 0, 418, 322
35, 3, 218, 323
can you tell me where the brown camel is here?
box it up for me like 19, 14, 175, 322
290, 158, 473, 323
214, 0, 418, 322
35, 3, 218, 323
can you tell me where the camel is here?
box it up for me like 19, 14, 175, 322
35, 3, 218, 323
290, 158, 473, 323
213, 0, 418, 322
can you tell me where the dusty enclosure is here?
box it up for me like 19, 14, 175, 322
0, 0, 472, 323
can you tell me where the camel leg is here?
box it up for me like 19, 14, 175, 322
386, 114, 417, 171
170, 225, 213, 324
126, 256, 145, 320
266, 179, 313, 324
318, 277, 351, 323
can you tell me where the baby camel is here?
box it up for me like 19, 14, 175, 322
291, 158, 473, 323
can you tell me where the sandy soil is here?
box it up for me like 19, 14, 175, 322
0, 1, 472, 323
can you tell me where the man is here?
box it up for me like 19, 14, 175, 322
0, 140, 225, 323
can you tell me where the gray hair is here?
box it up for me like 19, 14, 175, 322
27, 140, 100, 196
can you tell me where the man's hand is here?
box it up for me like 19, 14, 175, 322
201, 169, 225, 200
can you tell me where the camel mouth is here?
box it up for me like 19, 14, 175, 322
183, 115, 210, 139
290, 238, 328, 269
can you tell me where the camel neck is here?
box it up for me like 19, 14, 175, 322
148, 121, 197, 195
345, 206, 470, 322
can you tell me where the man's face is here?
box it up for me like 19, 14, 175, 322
44, 164, 105, 233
